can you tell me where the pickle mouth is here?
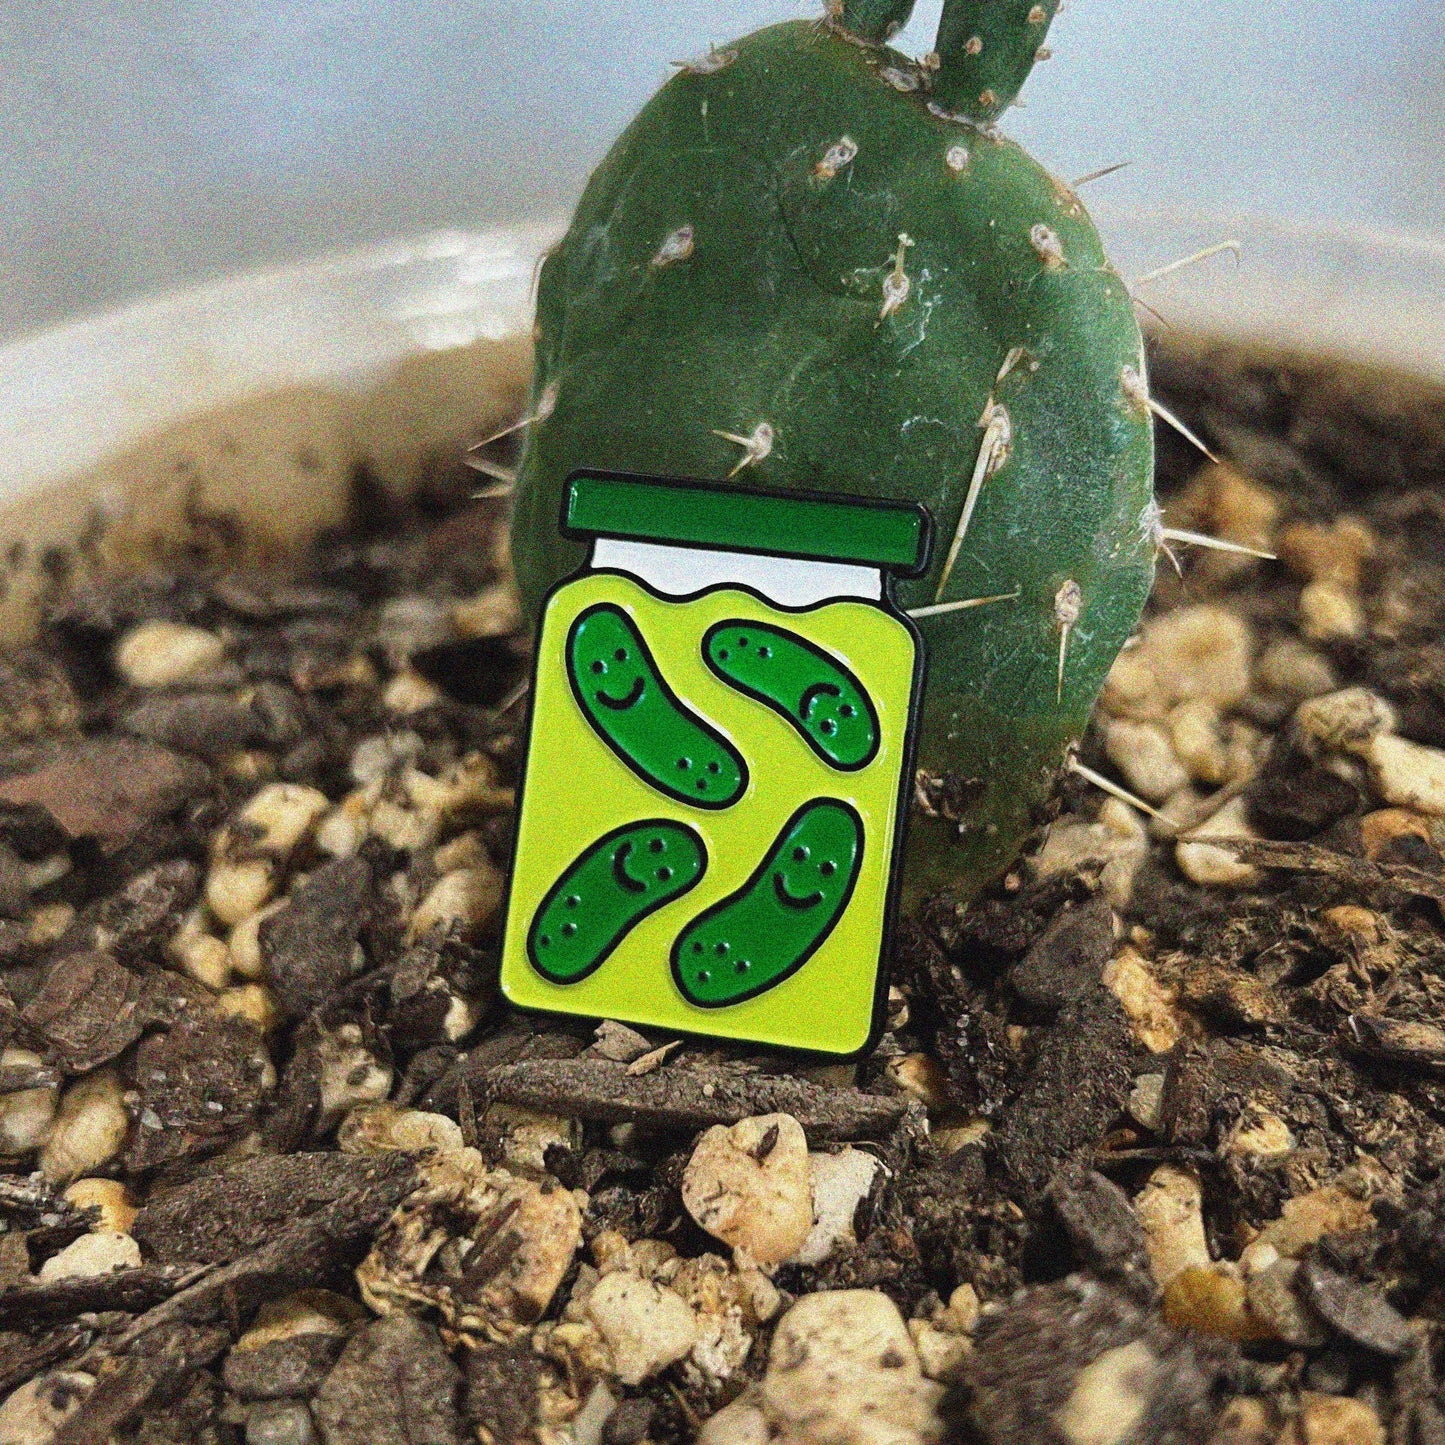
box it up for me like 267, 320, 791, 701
611, 840, 648, 893
772, 873, 824, 910
594, 676, 646, 711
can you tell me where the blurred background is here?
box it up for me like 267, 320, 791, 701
4, 0, 1444, 344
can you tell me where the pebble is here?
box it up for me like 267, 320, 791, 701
1244, 1257, 1328, 1348
1104, 720, 1190, 804
405, 752, 513, 822
40, 1067, 129, 1184
483, 1103, 581, 1172
1254, 637, 1338, 704
240, 1291, 360, 1349
1168, 700, 1230, 787
682, 1114, 814, 1271
374, 595, 456, 668
37, 1229, 142, 1282
1053, 1339, 1160, 1445
314, 1026, 394, 1131
585, 1269, 699, 1385
697, 1396, 770, 1445
887, 1054, 952, 1111
1134, 1165, 1210, 1287
1031, 799, 1150, 909
791, 1148, 883, 1266
1102, 947, 1191, 1055
216, 983, 282, 1035
0, 1046, 58, 1153
172, 929, 234, 990
1293, 687, 1397, 758
246, 1401, 317, 1445
0, 1372, 95, 1445
1299, 580, 1365, 641
1279, 1393, 1385, 1445
591, 1020, 654, 1064
451, 584, 520, 639
62, 1177, 137, 1234
1127, 1073, 1166, 1133
1222, 1106, 1295, 1159
1278, 517, 1376, 589
381, 669, 444, 715
1099, 648, 1167, 722
1358, 807, 1439, 861
1138, 604, 1255, 712
1175, 797, 1261, 888
1240, 1183, 1376, 1269
229, 899, 287, 980
336, 1102, 463, 1155
236, 783, 331, 857
115, 620, 227, 688
206, 859, 279, 929
407, 864, 505, 942
1366, 733, 1445, 815
1161, 1264, 1272, 1342
761, 1290, 942, 1445
1297, 1259, 1415, 1359
1166, 463, 1279, 585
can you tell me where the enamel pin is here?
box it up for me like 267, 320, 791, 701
499, 471, 932, 1056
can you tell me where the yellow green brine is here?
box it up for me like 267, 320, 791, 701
499, 472, 931, 1055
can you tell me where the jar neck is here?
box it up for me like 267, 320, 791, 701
589, 538, 883, 608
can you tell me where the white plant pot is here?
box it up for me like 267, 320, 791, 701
1, 210, 1441, 643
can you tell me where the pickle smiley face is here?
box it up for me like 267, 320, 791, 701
530, 820, 707, 984
568, 603, 747, 808
671, 799, 863, 1008
703, 621, 880, 771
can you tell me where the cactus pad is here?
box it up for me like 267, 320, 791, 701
511, 4, 1156, 904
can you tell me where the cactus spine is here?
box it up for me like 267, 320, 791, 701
510, 1, 1157, 904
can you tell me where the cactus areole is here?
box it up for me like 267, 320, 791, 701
511, 0, 1156, 904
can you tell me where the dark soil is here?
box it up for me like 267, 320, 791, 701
2, 339, 1445, 1444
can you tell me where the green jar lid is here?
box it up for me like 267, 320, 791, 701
563, 470, 932, 575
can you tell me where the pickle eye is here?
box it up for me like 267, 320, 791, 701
614, 648, 628, 661
591, 660, 605, 674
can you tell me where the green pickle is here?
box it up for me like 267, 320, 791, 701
671, 799, 863, 1007
530, 820, 707, 983
567, 603, 747, 809
703, 621, 880, 770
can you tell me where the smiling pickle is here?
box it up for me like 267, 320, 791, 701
567, 603, 747, 808
671, 798, 863, 1007
530, 819, 707, 983
703, 620, 880, 770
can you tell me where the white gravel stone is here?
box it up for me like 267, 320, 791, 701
1031, 799, 1150, 909
1254, 638, 1337, 703
115, 620, 226, 688
38, 1230, 142, 1282
1167, 700, 1230, 787
1054, 1339, 1160, 1445
62, 1178, 137, 1234
40, 1068, 129, 1184
761, 1290, 943, 1445
1175, 797, 1261, 888
404, 752, 512, 820
382, 669, 445, 714
1367, 733, 1445, 816
792, 1149, 884, 1267
1127, 1073, 1167, 1134
1103, 720, 1190, 804
227, 898, 286, 981
407, 864, 505, 942
1134, 1165, 1211, 1288
0, 1047, 58, 1154
682, 1114, 813, 1271
483, 1104, 581, 1172
0, 1372, 95, 1445
315, 1026, 393, 1132
172, 930, 233, 990
237, 1290, 361, 1348
1299, 579, 1365, 641
697, 1396, 771, 1445
236, 784, 330, 857
206, 859, 278, 929
336, 1102, 463, 1155
586, 1269, 700, 1385
1294, 687, 1397, 758
246, 1400, 317, 1445
1136, 605, 1254, 712
1102, 948, 1190, 1055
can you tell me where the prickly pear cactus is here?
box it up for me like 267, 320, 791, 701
510, 0, 1156, 903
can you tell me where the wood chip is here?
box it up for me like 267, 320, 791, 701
481, 1057, 906, 1140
